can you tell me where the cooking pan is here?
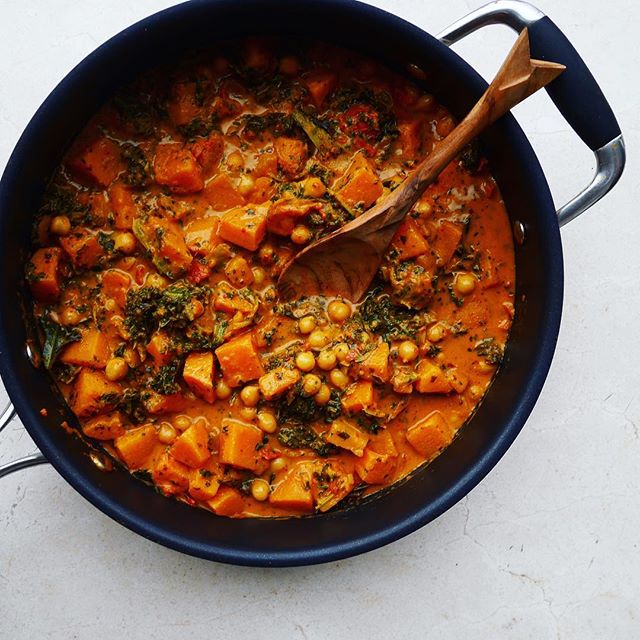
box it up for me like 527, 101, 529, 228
0, 0, 625, 566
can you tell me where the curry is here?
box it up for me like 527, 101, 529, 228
26, 39, 515, 517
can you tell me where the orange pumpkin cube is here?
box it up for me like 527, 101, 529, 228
114, 424, 158, 469
405, 410, 451, 458
182, 351, 216, 403
207, 486, 245, 516
170, 421, 211, 468
82, 411, 126, 440
218, 419, 263, 471
59, 328, 110, 369
28, 248, 62, 302
218, 205, 267, 251
154, 142, 204, 194
71, 369, 121, 418
215, 332, 264, 387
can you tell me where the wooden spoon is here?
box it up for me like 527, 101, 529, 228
277, 29, 564, 302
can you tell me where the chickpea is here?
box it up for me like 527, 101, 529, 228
240, 385, 260, 407
216, 380, 232, 400
291, 225, 312, 245
257, 411, 278, 433
123, 347, 140, 368
270, 457, 287, 472
158, 422, 177, 444
415, 93, 435, 111
455, 272, 476, 296
475, 360, 495, 374
414, 201, 432, 216
304, 177, 326, 198
427, 323, 445, 343
314, 383, 332, 405
327, 300, 351, 323
262, 285, 277, 304
226, 150, 244, 171
279, 55, 300, 75
329, 368, 349, 390
241, 406, 257, 421
302, 373, 322, 396
259, 244, 276, 265
334, 342, 350, 364
251, 478, 270, 502
252, 266, 266, 286
298, 315, 316, 334
174, 415, 191, 431
468, 384, 483, 400
317, 349, 337, 371
104, 299, 117, 312
105, 357, 128, 382
398, 340, 419, 363
50, 215, 71, 236
60, 307, 81, 326
295, 351, 316, 372
114, 231, 136, 255
307, 330, 329, 350
237, 174, 255, 195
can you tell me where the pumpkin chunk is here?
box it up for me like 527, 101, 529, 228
170, 421, 211, 468
324, 418, 369, 457
59, 328, 110, 369
115, 424, 158, 469
215, 332, 264, 387
218, 419, 263, 471
414, 360, 452, 394
28, 248, 62, 302
218, 206, 267, 251
406, 410, 451, 458
71, 369, 121, 418
182, 351, 216, 403
154, 142, 204, 194
82, 411, 126, 440
258, 366, 301, 401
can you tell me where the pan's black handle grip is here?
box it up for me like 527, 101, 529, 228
437, 1, 625, 225
527, 16, 621, 151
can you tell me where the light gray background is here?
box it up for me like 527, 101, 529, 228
0, 1, 637, 638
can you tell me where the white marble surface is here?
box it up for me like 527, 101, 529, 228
0, 1, 637, 637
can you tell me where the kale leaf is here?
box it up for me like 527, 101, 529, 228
39, 317, 81, 369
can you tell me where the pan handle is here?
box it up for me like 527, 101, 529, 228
437, 0, 625, 226
0, 402, 48, 479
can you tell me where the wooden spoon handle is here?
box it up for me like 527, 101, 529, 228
360, 28, 565, 233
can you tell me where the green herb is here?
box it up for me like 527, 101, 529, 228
150, 361, 181, 395
475, 338, 503, 364
292, 110, 337, 154
97, 231, 115, 253
358, 289, 427, 340
447, 283, 464, 308
39, 317, 81, 369
277, 425, 335, 457
121, 143, 152, 187
118, 388, 148, 423
124, 281, 210, 343
324, 390, 343, 423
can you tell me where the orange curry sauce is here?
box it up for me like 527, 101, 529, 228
26, 39, 514, 517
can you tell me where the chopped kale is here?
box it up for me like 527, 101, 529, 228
358, 288, 426, 340
459, 141, 481, 174
277, 425, 335, 457
97, 231, 115, 254
39, 317, 81, 369
118, 388, 148, 423
39, 185, 91, 225
124, 281, 210, 343
150, 361, 181, 395
324, 390, 343, 423
121, 143, 152, 187
475, 338, 503, 365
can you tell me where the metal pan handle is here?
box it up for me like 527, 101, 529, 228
437, 0, 625, 226
0, 403, 48, 478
